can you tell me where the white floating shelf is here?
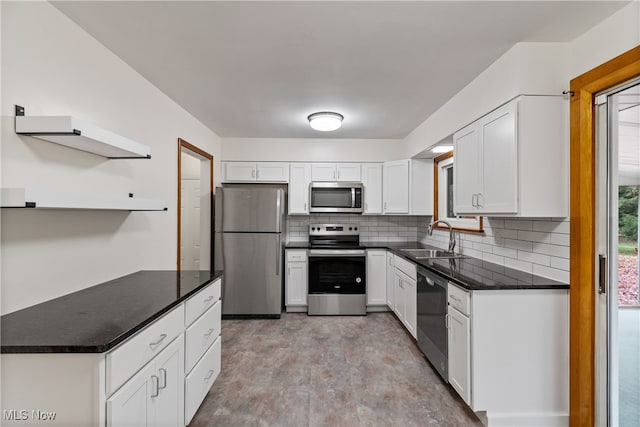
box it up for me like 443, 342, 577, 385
1, 188, 167, 211
14, 106, 151, 159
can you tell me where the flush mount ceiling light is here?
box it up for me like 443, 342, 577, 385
307, 112, 344, 131
431, 145, 453, 153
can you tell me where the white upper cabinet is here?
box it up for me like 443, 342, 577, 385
288, 163, 311, 215
453, 95, 568, 217
257, 163, 290, 182
361, 163, 383, 214
223, 162, 257, 181
222, 162, 289, 183
383, 159, 433, 215
311, 163, 361, 182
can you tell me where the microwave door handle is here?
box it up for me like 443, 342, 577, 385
351, 188, 356, 208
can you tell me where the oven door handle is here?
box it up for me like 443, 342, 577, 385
309, 249, 366, 257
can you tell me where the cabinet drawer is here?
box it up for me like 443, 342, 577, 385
185, 336, 221, 425
185, 301, 221, 374
106, 304, 184, 396
394, 256, 416, 279
448, 283, 471, 316
286, 250, 307, 262
185, 279, 221, 327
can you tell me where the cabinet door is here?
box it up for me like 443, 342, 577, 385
404, 277, 417, 339
453, 125, 479, 214
448, 306, 471, 405
366, 250, 386, 305
311, 163, 336, 181
393, 273, 405, 321
478, 102, 518, 214
336, 163, 361, 181
107, 362, 155, 427
386, 252, 395, 310
383, 160, 409, 214
286, 260, 308, 306
361, 163, 383, 214
224, 162, 257, 181
256, 162, 289, 182
288, 164, 311, 215
151, 336, 184, 427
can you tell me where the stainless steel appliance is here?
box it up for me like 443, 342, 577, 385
307, 224, 366, 315
417, 265, 448, 381
214, 184, 285, 318
309, 182, 363, 214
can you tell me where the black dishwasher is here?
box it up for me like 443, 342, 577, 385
417, 266, 449, 381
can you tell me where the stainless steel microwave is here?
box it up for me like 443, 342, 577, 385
309, 182, 363, 213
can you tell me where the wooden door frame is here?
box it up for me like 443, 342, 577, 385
569, 45, 640, 427
177, 138, 214, 270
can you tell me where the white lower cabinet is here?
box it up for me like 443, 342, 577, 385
0, 277, 222, 427
404, 277, 417, 338
447, 305, 471, 405
183, 280, 223, 425
185, 336, 221, 424
285, 250, 308, 311
107, 361, 156, 427
108, 335, 184, 427
392, 256, 417, 339
366, 250, 387, 307
386, 252, 395, 310
446, 283, 569, 426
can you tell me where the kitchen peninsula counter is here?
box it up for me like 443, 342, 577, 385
1, 270, 223, 353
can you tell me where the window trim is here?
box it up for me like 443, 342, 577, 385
433, 150, 483, 232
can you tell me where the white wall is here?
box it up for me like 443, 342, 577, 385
404, 42, 570, 158
569, 1, 640, 79
222, 137, 404, 162
0, 1, 222, 314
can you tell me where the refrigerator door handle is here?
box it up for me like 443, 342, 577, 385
276, 234, 281, 276
275, 190, 282, 232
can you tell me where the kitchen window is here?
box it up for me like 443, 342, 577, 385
434, 151, 483, 232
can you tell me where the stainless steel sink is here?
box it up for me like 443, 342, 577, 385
400, 249, 466, 259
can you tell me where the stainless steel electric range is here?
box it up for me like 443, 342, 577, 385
307, 224, 366, 316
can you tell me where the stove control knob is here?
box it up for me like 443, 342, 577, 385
349, 227, 352, 231
354, 227, 358, 230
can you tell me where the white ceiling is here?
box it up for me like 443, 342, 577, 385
52, 1, 629, 139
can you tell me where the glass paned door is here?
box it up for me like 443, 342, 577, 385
596, 80, 640, 427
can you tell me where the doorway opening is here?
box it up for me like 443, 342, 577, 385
177, 138, 214, 271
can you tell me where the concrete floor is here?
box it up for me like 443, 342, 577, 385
190, 312, 482, 427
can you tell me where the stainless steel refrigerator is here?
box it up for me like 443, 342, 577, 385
214, 184, 286, 318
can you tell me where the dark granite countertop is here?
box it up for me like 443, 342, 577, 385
285, 241, 568, 291
1, 270, 223, 354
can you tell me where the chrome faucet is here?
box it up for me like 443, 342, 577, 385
427, 220, 456, 253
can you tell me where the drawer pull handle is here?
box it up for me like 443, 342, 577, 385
204, 328, 215, 337
158, 368, 167, 390
450, 295, 461, 302
149, 333, 167, 348
151, 375, 160, 398
204, 369, 215, 381
204, 296, 215, 303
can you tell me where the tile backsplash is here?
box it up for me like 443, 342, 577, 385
286, 215, 419, 242
287, 214, 570, 283
418, 217, 570, 283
